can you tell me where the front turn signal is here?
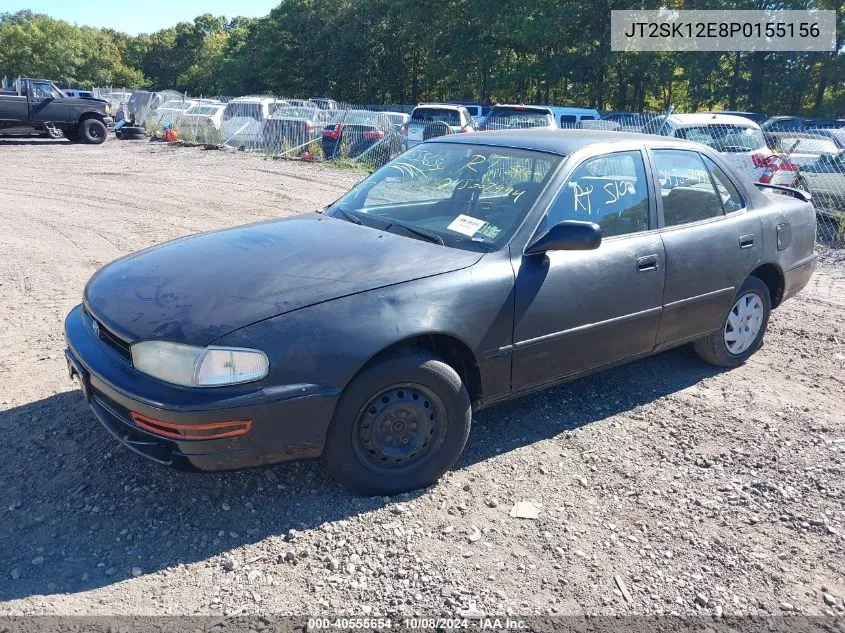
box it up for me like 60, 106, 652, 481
130, 412, 252, 440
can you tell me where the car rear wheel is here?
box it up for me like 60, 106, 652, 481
693, 276, 771, 367
80, 119, 108, 144
323, 349, 471, 495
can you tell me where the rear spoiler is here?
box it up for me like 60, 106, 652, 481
754, 183, 812, 204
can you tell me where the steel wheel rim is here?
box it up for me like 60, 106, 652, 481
352, 383, 447, 473
724, 292, 764, 355
90, 125, 103, 140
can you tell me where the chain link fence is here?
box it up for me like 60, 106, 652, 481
576, 112, 844, 248
108, 89, 844, 248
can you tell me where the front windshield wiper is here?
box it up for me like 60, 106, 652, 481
385, 221, 444, 246
454, 237, 497, 252
330, 207, 363, 225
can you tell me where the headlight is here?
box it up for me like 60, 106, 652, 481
130, 341, 269, 387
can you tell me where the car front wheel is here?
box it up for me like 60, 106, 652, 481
693, 275, 771, 367
323, 348, 472, 495
80, 119, 108, 144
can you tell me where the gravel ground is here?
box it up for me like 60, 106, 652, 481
1, 137, 844, 618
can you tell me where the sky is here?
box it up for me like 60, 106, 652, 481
0, 0, 280, 34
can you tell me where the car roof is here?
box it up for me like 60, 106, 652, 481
765, 130, 835, 137
430, 128, 701, 155
490, 104, 552, 112
668, 113, 761, 127
228, 96, 275, 104
544, 105, 601, 113
415, 103, 464, 111
187, 103, 225, 110
717, 110, 765, 116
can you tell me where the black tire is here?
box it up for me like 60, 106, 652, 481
693, 276, 771, 367
118, 132, 146, 140
80, 119, 108, 144
323, 349, 471, 495
120, 125, 146, 135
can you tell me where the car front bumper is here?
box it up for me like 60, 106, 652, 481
64, 303, 339, 471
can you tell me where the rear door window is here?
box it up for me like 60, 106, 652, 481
652, 150, 724, 226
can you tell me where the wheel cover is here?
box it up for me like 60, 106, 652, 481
724, 292, 764, 355
89, 124, 103, 139
352, 383, 447, 472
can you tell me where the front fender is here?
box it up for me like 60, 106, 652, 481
212, 254, 516, 402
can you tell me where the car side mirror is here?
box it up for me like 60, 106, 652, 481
525, 220, 602, 255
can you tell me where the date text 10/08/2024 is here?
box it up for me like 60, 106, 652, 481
306, 617, 529, 630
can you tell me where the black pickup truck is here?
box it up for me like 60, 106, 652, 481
0, 77, 113, 143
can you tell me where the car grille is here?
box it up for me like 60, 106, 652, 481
83, 306, 132, 362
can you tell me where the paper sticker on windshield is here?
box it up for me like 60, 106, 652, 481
447, 214, 487, 237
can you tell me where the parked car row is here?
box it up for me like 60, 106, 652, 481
106, 87, 845, 217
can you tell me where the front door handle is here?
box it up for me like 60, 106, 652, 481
739, 234, 755, 249
636, 254, 660, 272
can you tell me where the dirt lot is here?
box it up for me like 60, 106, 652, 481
1, 137, 844, 618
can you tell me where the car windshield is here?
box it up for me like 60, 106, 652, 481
826, 130, 845, 147
385, 113, 408, 126
161, 100, 190, 110
337, 111, 380, 125
412, 108, 460, 125
271, 107, 318, 119
679, 125, 765, 152
187, 106, 222, 116
223, 102, 263, 120
774, 136, 839, 154
486, 108, 552, 128
327, 143, 562, 252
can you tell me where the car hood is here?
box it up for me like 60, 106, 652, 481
84, 214, 483, 346
64, 97, 108, 110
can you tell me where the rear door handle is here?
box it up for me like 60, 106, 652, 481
739, 234, 755, 249
636, 254, 660, 272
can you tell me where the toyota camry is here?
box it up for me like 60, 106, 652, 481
65, 130, 817, 494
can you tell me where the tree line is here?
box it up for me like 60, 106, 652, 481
1, 0, 842, 115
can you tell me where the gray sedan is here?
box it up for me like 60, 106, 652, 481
797, 150, 845, 216
64, 130, 817, 495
